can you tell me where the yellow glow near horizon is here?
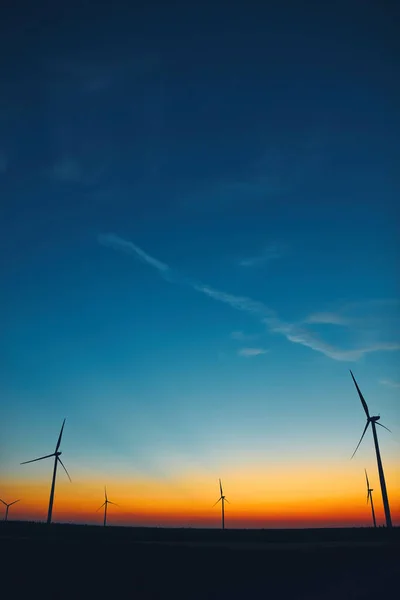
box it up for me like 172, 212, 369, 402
2, 460, 399, 527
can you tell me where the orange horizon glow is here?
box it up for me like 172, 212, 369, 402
2, 462, 399, 529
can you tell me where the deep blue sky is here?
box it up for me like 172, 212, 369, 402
1, 1, 399, 511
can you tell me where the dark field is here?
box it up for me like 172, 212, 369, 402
1, 522, 399, 599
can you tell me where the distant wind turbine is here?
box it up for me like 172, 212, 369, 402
0, 498, 20, 522
20, 419, 71, 525
213, 479, 230, 530
97, 486, 118, 527
364, 469, 376, 528
350, 371, 392, 528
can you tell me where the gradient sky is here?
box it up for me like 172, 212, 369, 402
1, 1, 399, 528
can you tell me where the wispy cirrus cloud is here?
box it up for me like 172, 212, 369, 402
266, 315, 400, 361
98, 234, 169, 273
238, 348, 268, 357
303, 300, 400, 355
239, 243, 285, 268
192, 284, 275, 319
304, 299, 399, 329
304, 312, 349, 326
98, 233, 400, 363
380, 379, 400, 389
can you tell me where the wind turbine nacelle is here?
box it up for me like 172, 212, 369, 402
371, 415, 380, 422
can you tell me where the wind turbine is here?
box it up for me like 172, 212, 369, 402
364, 469, 376, 528
0, 498, 20, 522
212, 479, 229, 530
20, 419, 71, 524
96, 486, 118, 527
350, 371, 392, 528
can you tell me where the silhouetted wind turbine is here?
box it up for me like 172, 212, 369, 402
0, 498, 20, 522
20, 419, 71, 524
350, 371, 392, 528
97, 486, 118, 527
213, 479, 229, 530
365, 469, 376, 528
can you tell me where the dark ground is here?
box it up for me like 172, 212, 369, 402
1, 522, 399, 599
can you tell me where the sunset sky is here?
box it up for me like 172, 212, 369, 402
1, 1, 399, 528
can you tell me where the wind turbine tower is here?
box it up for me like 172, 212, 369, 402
350, 371, 392, 528
0, 498, 20, 522
20, 419, 71, 524
364, 469, 376, 528
213, 479, 230, 530
97, 486, 118, 527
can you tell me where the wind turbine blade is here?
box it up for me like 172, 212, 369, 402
20, 453, 55, 464
96, 503, 106, 512
57, 457, 72, 482
350, 371, 370, 418
351, 421, 370, 459
9, 499, 20, 506
224, 498, 231, 504
0, 498, 7, 506
376, 422, 391, 433
212, 498, 221, 507
365, 469, 370, 489
219, 479, 223, 496
107, 501, 119, 507
105, 486, 108, 501
55, 419, 66, 452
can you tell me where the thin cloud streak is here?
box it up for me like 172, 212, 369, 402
380, 379, 400, 389
266, 317, 400, 361
238, 348, 268, 357
193, 284, 275, 319
304, 312, 349, 326
304, 299, 400, 330
98, 234, 170, 273
239, 243, 284, 268
98, 234, 400, 362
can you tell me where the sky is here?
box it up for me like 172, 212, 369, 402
0, 0, 399, 528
